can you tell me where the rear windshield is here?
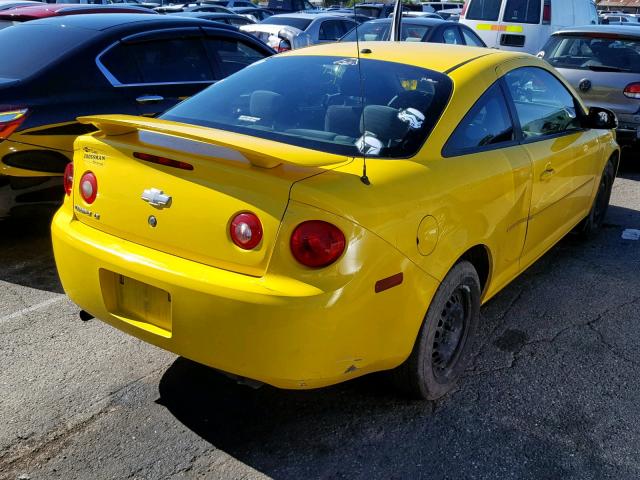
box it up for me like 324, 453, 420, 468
162, 56, 452, 158
261, 16, 312, 30
341, 21, 431, 41
466, 0, 501, 21
354, 6, 382, 18
543, 35, 640, 73
0, 24, 96, 80
503, 0, 540, 24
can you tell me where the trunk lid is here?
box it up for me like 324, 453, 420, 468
558, 67, 640, 116
72, 115, 350, 277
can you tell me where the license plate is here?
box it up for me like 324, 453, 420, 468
100, 271, 172, 336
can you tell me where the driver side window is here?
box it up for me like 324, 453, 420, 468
503, 67, 582, 139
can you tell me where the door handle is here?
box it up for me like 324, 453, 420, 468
540, 164, 556, 180
136, 95, 164, 105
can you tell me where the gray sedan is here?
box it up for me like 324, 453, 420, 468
539, 26, 640, 147
240, 12, 358, 51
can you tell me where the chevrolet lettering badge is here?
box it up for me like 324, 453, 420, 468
142, 188, 172, 208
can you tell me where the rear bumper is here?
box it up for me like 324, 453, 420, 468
52, 205, 438, 389
0, 139, 71, 177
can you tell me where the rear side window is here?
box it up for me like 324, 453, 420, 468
542, 35, 640, 74
101, 38, 215, 85
466, 0, 502, 21
504, 67, 582, 138
319, 20, 348, 41
0, 24, 98, 80
443, 82, 515, 156
205, 39, 268, 78
503, 0, 541, 24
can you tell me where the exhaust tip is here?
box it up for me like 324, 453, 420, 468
79, 310, 94, 322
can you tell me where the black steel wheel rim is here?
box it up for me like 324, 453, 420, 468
432, 285, 471, 381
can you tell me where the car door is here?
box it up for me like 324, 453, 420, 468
97, 29, 216, 116
500, 65, 601, 268
442, 81, 532, 296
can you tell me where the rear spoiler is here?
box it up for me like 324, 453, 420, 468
78, 115, 349, 169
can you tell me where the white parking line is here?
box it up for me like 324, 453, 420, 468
0, 296, 67, 325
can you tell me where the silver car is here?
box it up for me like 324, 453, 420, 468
240, 12, 358, 52
539, 26, 640, 147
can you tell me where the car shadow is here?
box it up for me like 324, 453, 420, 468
0, 202, 64, 294
156, 206, 640, 479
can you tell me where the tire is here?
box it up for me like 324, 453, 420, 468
575, 157, 616, 239
393, 260, 481, 400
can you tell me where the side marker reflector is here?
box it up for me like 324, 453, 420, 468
375, 273, 404, 293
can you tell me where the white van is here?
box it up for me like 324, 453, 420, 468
460, 0, 598, 54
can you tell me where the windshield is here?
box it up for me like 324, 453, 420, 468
341, 22, 431, 42
0, 24, 96, 79
261, 16, 312, 30
162, 56, 452, 158
466, 0, 501, 21
503, 0, 540, 24
543, 35, 640, 73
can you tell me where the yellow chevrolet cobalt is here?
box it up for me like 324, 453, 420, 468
52, 43, 619, 399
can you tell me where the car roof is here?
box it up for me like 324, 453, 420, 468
553, 25, 640, 37
21, 13, 217, 31
168, 11, 241, 18
271, 12, 351, 19
0, 3, 153, 18
284, 41, 518, 73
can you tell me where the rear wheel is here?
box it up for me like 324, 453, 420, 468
393, 261, 481, 400
575, 157, 616, 238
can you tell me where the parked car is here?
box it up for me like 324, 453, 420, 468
155, 3, 232, 13
52, 41, 619, 399
538, 25, 640, 147
0, 3, 155, 28
421, 1, 463, 12
460, 0, 598, 54
51, 0, 160, 8
267, 0, 315, 14
200, 0, 256, 8
169, 10, 255, 25
241, 12, 357, 51
341, 17, 486, 47
0, 0, 41, 11
601, 13, 640, 24
0, 13, 273, 214
232, 6, 272, 21
437, 7, 461, 21
395, 11, 443, 20
353, 2, 421, 19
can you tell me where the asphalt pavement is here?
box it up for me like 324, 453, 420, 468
0, 157, 639, 480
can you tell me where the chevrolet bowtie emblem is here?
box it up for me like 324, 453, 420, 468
141, 188, 172, 208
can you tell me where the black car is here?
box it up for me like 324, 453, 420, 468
0, 14, 273, 217
340, 17, 487, 47
231, 6, 273, 21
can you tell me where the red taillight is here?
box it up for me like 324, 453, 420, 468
460, 0, 468, 17
79, 171, 97, 204
0, 107, 28, 140
133, 152, 194, 171
624, 82, 640, 99
290, 220, 345, 268
230, 212, 263, 250
542, 0, 551, 24
63, 162, 73, 196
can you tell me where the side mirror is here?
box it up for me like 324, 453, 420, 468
584, 107, 618, 130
